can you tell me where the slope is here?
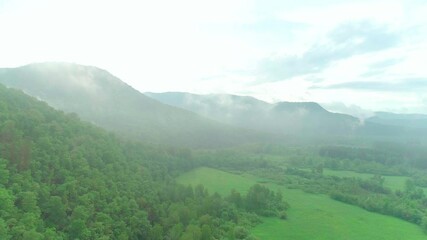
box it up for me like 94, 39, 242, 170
0, 63, 262, 148
1, 83, 280, 239
0, 82, 167, 239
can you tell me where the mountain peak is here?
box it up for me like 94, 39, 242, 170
273, 101, 327, 113
1, 62, 133, 100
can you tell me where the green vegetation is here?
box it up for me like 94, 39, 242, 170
178, 167, 427, 240
323, 169, 409, 191
176, 167, 254, 195
191, 143, 427, 232
0, 84, 287, 239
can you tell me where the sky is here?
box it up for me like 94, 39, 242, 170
1, 0, 427, 115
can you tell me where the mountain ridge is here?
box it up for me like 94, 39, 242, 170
0, 63, 266, 148
2, 62, 426, 147
146, 92, 427, 140
145, 91, 360, 137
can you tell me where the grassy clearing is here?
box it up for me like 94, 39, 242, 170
177, 167, 427, 240
176, 167, 254, 195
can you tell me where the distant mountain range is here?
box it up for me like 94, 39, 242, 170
0, 63, 265, 148
146, 92, 427, 140
145, 92, 360, 136
366, 112, 427, 129
1, 63, 426, 148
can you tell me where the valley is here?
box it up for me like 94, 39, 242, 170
2, 0, 427, 239
1, 64, 427, 239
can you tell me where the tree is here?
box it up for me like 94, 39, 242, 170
0, 188, 15, 218
70, 206, 90, 222
44, 196, 67, 228
168, 224, 184, 240
22, 229, 43, 240
178, 206, 193, 227
244, 184, 288, 217
0, 158, 9, 186
17, 191, 39, 214
227, 189, 243, 208
201, 224, 212, 240
0, 218, 10, 240
233, 226, 248, 239
149, 224, 163, 240
245, 184, 270, 214
180, 225, 202, 240
69, 219, 90, 240
43, 228, 63, 240
195, 185, 208, 199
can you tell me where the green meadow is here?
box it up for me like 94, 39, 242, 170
177, 167, 427, 240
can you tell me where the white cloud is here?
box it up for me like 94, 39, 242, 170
321, 102, 374, 120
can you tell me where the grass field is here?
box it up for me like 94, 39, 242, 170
177, 167, 427, 240
323, 169, 409, 191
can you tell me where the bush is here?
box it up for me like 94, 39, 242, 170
279, 211, 288, 220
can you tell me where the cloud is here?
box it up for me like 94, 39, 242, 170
369, 58, 403, 69
257, 21, 400, 81
322, 102, 374, 120
240, 18, 308, 33
316, 78, 427, 92
360, 58, 403, 77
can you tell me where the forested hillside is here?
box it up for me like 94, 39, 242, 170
0, 63, 265, 148
0, 84, 287, 239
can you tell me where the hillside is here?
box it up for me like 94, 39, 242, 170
0, 83, 288, 239
0, 63, 263, 148
0, 83, 167, 238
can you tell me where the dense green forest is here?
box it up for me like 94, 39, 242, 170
0, 84, 287, 239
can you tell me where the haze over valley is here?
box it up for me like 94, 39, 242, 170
1, 1, 427, 239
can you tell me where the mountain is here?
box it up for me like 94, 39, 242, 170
0, 63, 263, 148
0, 82, 271, 239
145, 92, 360, 137
367, 112, 427, 129
145, 92, 427, 142
0, 81, 164, 238
145, 92, 272, 131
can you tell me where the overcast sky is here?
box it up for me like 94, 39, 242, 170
1, 0, 427, 114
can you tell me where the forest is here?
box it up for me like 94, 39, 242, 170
0, 84, 290, 239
